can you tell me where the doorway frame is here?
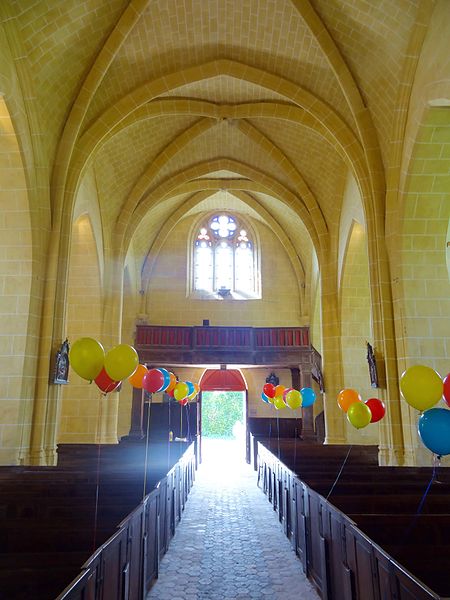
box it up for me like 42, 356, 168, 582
198, 368, 249, 464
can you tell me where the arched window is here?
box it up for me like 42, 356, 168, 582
193, 214, 258, 298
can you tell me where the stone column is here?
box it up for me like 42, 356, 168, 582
298, 366, 317, 442
124, 387, 145, 439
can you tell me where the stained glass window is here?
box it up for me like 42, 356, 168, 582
193, 214, 256, 298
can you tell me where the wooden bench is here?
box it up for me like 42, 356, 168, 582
257, 439, 448, 599
0, 440, 196, 600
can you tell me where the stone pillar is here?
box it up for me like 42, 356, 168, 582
299, 366, 317, 442
124, 387, 145, 439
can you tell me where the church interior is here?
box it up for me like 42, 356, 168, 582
0, 1, 449, 599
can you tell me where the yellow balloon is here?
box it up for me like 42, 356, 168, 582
174, 382, 189, 401
69, 337, 105, 381
286, 389, 302, 409
273, 395, 287, 410
400, 365, 443, 411
347, 402, 371, 429
104, 344, 139, 381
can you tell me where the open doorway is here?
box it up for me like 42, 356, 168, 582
199, 369, 247, 464
202, 390, 245, 438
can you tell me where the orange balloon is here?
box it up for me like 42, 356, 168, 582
337, 389, 362, 413
128, 364, 148, 389
274, 385, 285, 398
166, 372, 177, 392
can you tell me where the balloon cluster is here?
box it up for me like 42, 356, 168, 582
337, 389, 386, 429
400, 365, 450, 457
69, 337, 139, 394
68, 337, 200, 403
141, 368, 199, 405
260, 383, 316, 410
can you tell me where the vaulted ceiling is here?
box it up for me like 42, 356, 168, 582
0, 0, 425, 287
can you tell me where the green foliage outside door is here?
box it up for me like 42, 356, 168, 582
201, 391, 244, 438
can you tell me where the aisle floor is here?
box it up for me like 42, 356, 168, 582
146, 439, 320, 600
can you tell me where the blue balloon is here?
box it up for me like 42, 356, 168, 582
301, 387, 316, 408
261, 392, 270, 403
157, 368, 171, 392
418, 408, 450, 456
185, 381, 195, 396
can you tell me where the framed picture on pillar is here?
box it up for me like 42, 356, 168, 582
53, 339, 70, 384
366, 342, 379, 388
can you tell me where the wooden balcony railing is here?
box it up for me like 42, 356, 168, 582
135, 325, 314, 367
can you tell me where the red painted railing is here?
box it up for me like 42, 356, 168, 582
135, 325, 310, 350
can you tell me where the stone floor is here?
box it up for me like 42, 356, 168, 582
147, 438, 320, 600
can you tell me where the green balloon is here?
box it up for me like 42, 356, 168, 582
273, 395, 287, 410
286, 389, 302, 409
347, 401, 371, 429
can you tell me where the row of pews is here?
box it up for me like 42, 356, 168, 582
255, 438, 450, 600
0, 440, 196, 600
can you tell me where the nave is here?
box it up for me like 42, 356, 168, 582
147, 439, 319, 600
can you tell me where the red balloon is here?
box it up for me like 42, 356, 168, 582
142, 369, 165, 393
443, 374, 450, 408
166, 387, 175, 397
365, 398, 386, 423
179, 398, 188, 406
95, 367, 120, 394
263, 383, 276, 398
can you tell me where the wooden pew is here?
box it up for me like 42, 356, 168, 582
0, 440, 196, 600
257, 439, 447, 599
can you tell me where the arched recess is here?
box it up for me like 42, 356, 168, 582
0, 97, 33, 465
59, 214, 104, 444
200, 369, 247, 392
144, 211, 305, 328
397, 105, 450, 465
339, 220, 376, 445
140, 190, 308, 306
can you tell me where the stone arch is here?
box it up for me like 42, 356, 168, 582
119, 159, 321, 259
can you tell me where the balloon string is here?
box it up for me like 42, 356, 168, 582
294, 413, 298, 465
186, 403, 191, 441
180, 404, 183, 438
168, 395, 171, 471
276, 413, 280, 460
403, 460, 438, 542
143, 392, 152, 500
416, 460, 438, 516
326, 445, 353, 500
92, 393, 104, 551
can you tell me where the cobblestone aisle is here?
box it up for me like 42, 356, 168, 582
147, 439, 319, 600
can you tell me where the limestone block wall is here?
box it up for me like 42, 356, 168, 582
117, 263, 139, 439
0, 98, 34, 464
398, 109, 450, 465
59, 215, 104, 444
339, 222, 378, 445
145, 216, 304, 328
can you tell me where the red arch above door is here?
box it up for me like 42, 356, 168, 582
199, 369, 247, 391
